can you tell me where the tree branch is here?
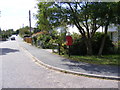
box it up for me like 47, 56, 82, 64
67, 2, 86, 36
84, 14, 90, 38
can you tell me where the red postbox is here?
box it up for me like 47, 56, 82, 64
66, 36, 73, 46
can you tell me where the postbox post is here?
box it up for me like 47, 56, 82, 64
66, 36, 73, 57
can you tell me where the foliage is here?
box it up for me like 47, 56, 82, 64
33, 28, 41, 33
36, 2, 58, 32
70, 33, 86, 55
32, 28, 68, 55
0, 29, 15, 40
69, 32, 114, 55
15, 30, 19, 35
32, 36, 37, 46
18, 26, 31, 37
92, 32, 114, 55
36, 34, 53, 48
36, 2, 120, 55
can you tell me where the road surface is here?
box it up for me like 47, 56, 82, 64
0, 35, 119, 88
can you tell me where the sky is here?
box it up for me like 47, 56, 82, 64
0, 0, 118, 32
0, 0, 38, 30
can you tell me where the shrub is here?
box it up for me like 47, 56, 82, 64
37, 34, 53, 49
70, 36, 87, 55
32, 36, 37, 46
92, 32, 114, 55
68, 32, 114, 55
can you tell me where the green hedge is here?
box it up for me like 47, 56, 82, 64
69, 32, 114, 55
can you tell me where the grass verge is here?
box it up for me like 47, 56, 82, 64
60, 54, 120, 66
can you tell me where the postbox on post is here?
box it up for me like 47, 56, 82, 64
66, 36, 73, 46
66, 36, 73, 57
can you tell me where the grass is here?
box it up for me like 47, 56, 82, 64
61, 54, 120, 66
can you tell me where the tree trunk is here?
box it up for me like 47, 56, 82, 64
98, 34, 107, 56
98, 24, 109, 56
118, 28, 120, 53
85, 38, 93, 56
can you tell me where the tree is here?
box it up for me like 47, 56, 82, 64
18, 26, 30, 37
98, 2, 120, 55
0, 29, 15, 40
36, 2, 55, 32
36, 2, 119, 55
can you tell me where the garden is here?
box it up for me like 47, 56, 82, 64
31, 31, 120, 66
18, 2, 120, 66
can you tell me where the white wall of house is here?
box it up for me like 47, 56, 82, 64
66, 25, 119, 43
109, 31, 118, 43
67, 26, 80, 34
107, 26, 119, 44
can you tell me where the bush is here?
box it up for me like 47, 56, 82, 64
70, 36, 87, 55
68, 32, 114, 55
37, 34, 53, 49
92, 32, 114, 55
117, 41, 120, 54
59, 33, 87, 55
32, 36, 37, 46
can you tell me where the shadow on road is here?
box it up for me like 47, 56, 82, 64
0, 48, 19, 55
61, 59, 120, 76
0, 40, 8, 43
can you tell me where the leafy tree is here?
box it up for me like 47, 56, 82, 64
96, 2, 118, 55
18, 26, 30, 37
33, 28, 41, 33
15, 30, 19, 35
70, 32, 114, 55
92, 32, 114, 55
37, 34, 53, 48
36, 2, 119, 55
0, 29, 15, 40
36, 2, 54, 32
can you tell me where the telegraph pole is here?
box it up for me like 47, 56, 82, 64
29, 10, 33, 44
0, 11, 1, 34
0, 11, 1, 17
29, 10, 32, 36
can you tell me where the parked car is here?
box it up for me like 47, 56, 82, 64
11, 37, 15, 40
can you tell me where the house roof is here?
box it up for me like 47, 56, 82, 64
32, 31, 48, 37
108, 27, 118, 32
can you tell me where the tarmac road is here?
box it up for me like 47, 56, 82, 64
0, 36, 119, 88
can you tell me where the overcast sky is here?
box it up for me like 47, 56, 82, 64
0, 0, 37, 30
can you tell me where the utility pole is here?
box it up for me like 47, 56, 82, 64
0, 11, 1, 34
29, 10, 33, 44
0, 11, 1, 17
29, 10, 32, 36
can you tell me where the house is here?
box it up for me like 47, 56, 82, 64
66, 25, 119, 44
32, 32, 45, 37
108, 26, 119, 45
